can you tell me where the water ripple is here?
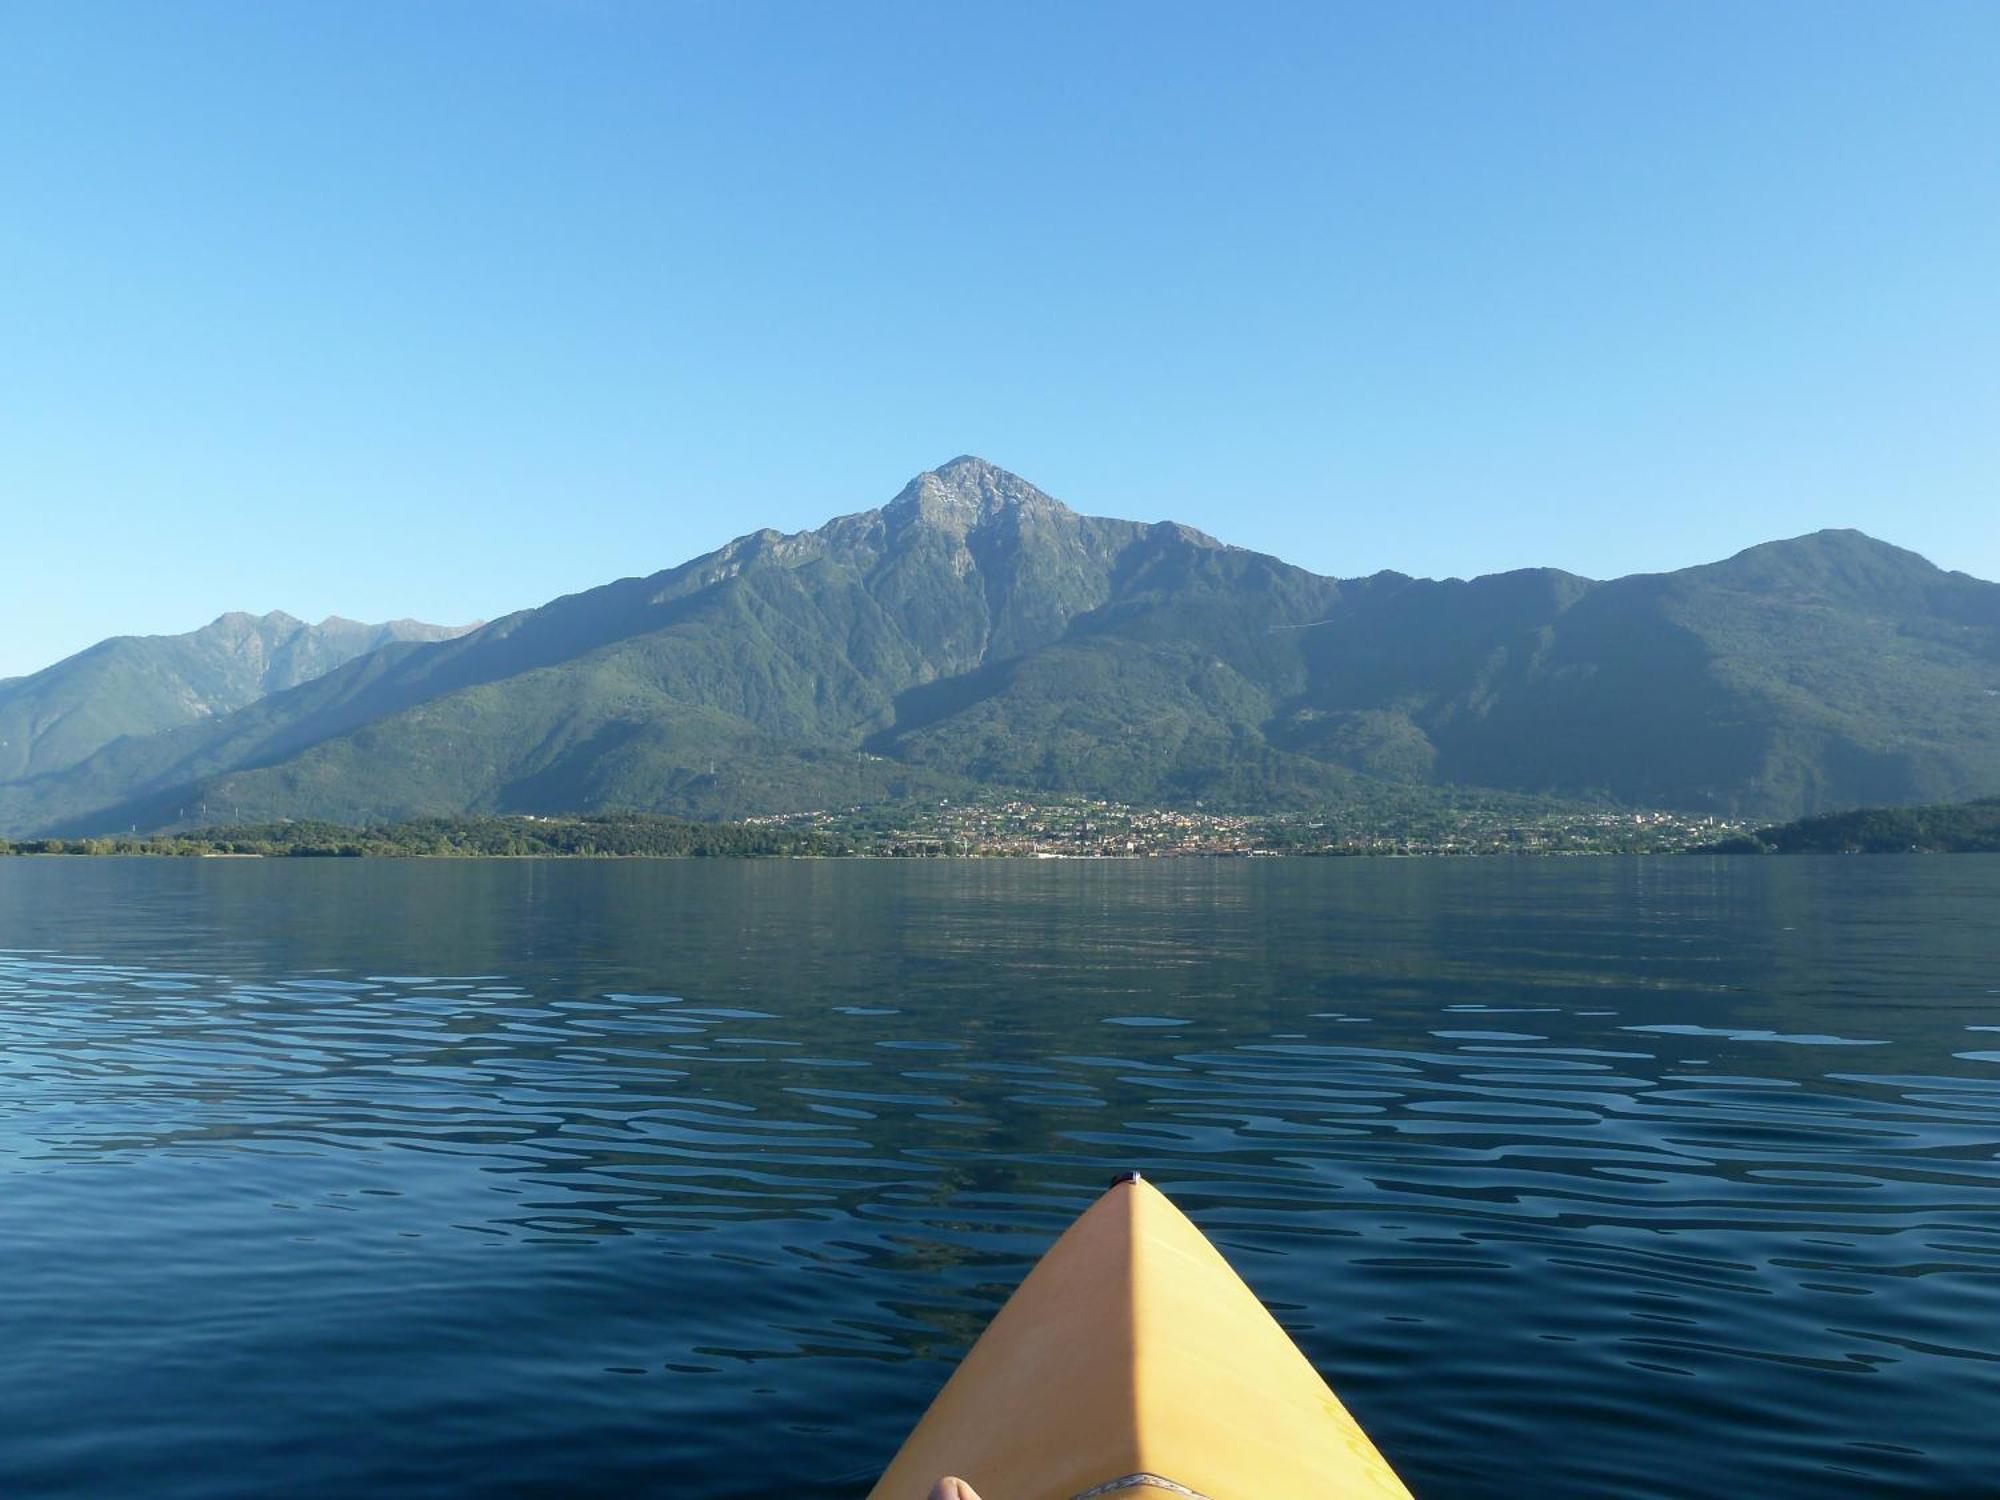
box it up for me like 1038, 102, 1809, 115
1, 856, 1998, 1498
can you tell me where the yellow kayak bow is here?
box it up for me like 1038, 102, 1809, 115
868, 1172, 1416, 1500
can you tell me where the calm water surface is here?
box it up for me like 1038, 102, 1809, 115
2, 857, 1997, 1499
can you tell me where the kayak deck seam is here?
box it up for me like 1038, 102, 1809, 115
1070, 1474, 1214, 1499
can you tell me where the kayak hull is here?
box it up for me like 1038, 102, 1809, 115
867, 1176, 1415, 1500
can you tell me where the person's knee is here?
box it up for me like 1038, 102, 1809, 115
927, 1479, 982, 1500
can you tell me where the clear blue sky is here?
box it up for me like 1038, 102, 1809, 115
3, 2, 1996, 678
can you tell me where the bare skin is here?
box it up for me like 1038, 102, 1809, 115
928, 1481, 983, 1500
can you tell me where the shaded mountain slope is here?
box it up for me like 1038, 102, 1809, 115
0, 611, 475, 783
1272, 531, 2000, 811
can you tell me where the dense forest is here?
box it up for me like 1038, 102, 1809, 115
0, 814, 847, 859
1709, 796, 2000, 853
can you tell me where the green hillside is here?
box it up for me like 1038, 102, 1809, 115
0, 611, 473, 783
1715, 796, 2000, 853
0, 813, 841, 859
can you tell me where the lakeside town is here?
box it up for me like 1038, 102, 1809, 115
750, 795, 1747, 858
3, 797, 1749, 859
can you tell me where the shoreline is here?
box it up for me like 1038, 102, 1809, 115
4, 847, 1985, 862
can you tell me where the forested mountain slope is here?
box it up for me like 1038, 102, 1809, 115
0, 611, 474, 783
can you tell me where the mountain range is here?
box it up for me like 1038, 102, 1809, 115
0, 612, 473, 785
2, 456, 1995, 835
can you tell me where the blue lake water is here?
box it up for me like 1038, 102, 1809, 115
2, 856, 1997, 1498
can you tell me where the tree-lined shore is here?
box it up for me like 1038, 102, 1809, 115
1704, 796, 2000, 854
0, 814, 843, 859
7, 796, 1995, 860
0, 797, 1733, 859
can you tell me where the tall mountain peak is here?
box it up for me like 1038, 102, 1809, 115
885, 456, 1073, 532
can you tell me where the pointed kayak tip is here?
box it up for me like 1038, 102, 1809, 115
867, 1166, 1418, 1500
